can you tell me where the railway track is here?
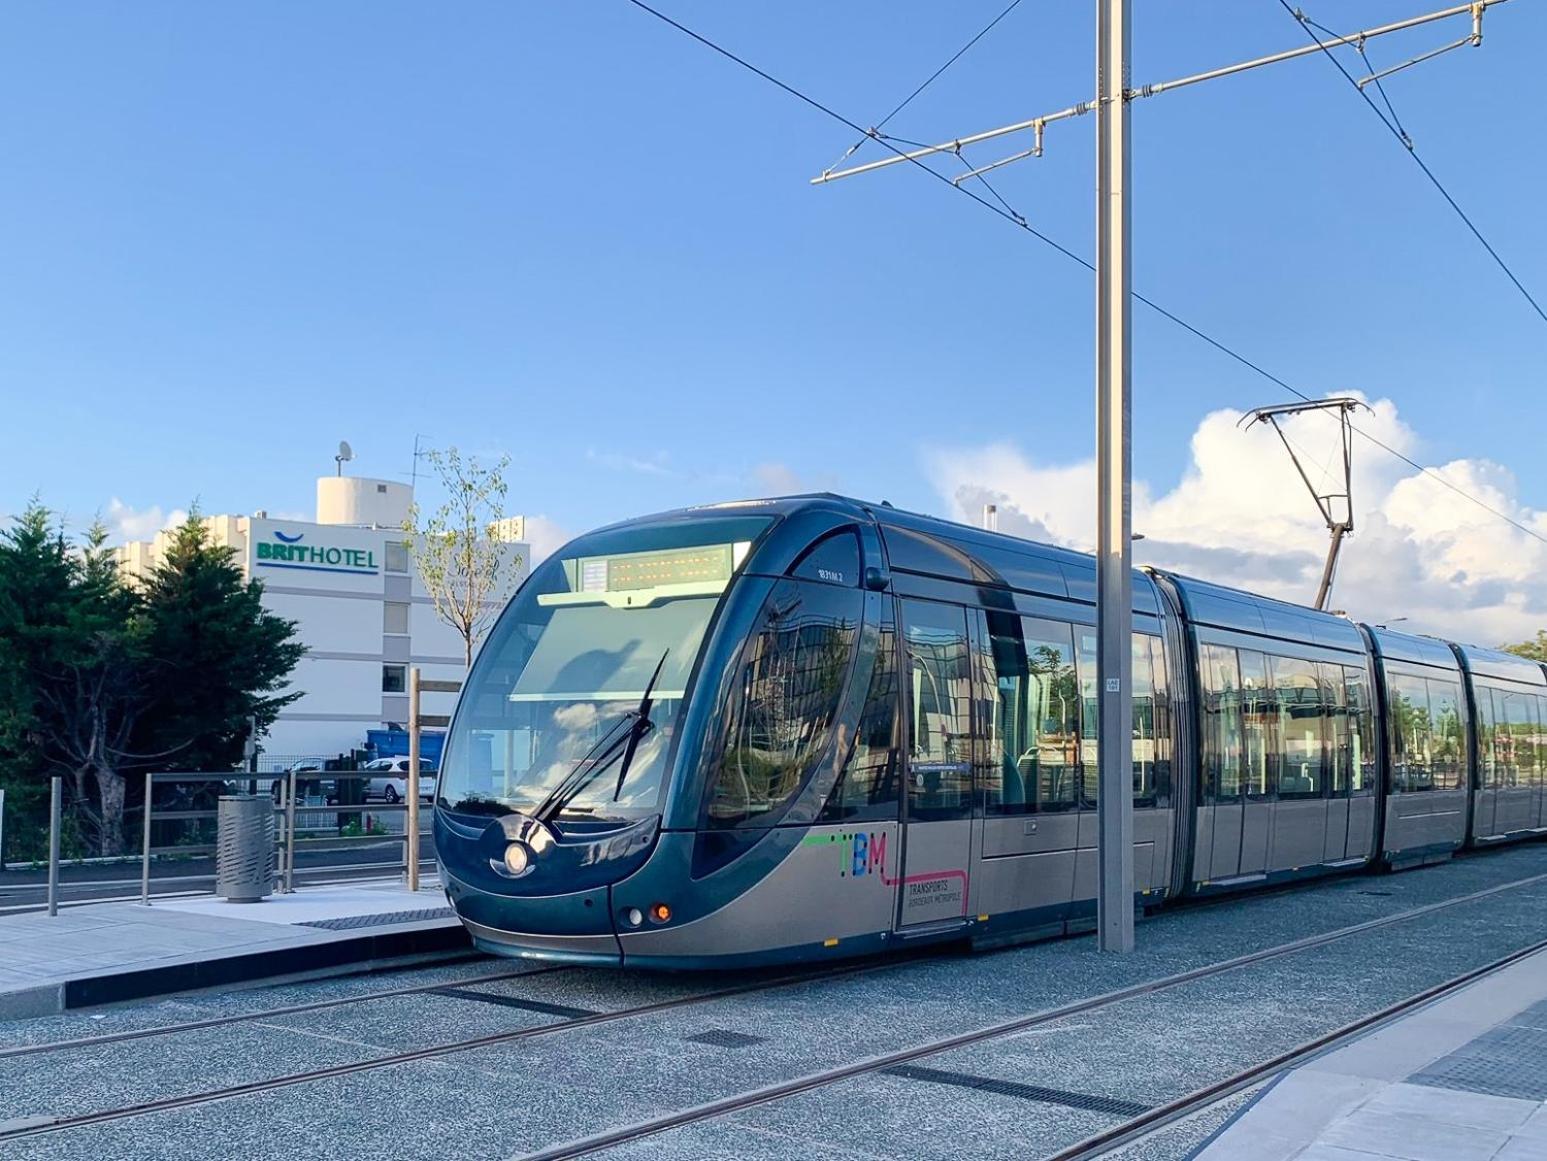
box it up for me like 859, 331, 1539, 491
0, 958, 892, 1143
515, 868, 1547, 1160
5, 867, 1547, 1151
0, 959, 565, 1060
1050, 936, 1547, 1160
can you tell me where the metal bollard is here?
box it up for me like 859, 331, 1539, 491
47, 776, 61, 918
284, 768, 297, 893
407, 667, 421, 892
141, 771, 153, 907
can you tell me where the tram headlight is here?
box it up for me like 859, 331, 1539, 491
502, 842, 530, 876
625, 907, 644, 927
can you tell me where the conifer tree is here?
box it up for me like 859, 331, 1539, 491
132, 514, 304, 773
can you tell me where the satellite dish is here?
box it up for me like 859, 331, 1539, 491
338, 440, 354, 462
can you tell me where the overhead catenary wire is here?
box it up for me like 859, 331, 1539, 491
620, 0, 1547, 550
824, 0, 1028, 174
1302, 14, 1413, 144
1278, 0, 1547, 328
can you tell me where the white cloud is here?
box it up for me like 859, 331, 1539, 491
521, 515, 572, 565
103, 498, 188, 543
926, 394, 1547, 647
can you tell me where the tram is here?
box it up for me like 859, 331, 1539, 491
433, 495, 1547, 968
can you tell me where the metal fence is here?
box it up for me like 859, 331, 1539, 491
32, 669, 456, 915
136, 768, 432, 905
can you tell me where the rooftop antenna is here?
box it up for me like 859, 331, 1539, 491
1239, 397, 1368, 611
335, 440, 354, 477
410, 434, 431, 492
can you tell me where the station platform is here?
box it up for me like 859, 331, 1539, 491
0, 879, 466, 1019
1194, 944, 1547, 1161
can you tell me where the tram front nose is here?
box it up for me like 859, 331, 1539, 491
435, 808, 662, 964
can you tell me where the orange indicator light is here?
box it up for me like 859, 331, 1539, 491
650, 902, 672, 923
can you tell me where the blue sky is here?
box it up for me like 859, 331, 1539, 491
2, 1, 1543, 586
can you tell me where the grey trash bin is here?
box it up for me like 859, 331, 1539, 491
216, 794, 275, 903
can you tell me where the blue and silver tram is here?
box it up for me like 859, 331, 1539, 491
433, 495, 1547, 968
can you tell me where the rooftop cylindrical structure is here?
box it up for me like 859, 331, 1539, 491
316, 476, 413, 528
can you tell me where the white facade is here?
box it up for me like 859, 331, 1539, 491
116, 477, 529, 767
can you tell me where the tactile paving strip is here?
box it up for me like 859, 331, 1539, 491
299, 907, 455, 930
1411, 1006, 1547, 1102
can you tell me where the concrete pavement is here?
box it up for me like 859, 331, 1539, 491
1194, 944, 1547, 1161
0, 880, 466, 1019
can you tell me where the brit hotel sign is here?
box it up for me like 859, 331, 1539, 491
254, 530, 379, 575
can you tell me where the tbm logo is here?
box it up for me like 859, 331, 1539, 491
850, 832, 888, 878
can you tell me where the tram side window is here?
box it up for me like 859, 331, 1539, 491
1200, 644, 1244, 801
1077, 630, 1099, 805
1388, 673, 1435, 792
1505, 690, 1538, 790
705, 580, 862, 828
1494, 689, 1525, 787
980, 614, 1078, 816
1429, 680, 1465, 792
902, 600, 974, 820
1044, 629, 1167, 809
1131, 636, 1160, 807
1150, 635, 1174, 806
789, 531, 862, 588
1241, 651, 1274, 799
1321, 663, 1351, 797
1345, 667, 1376, 793
1272, 655, 1324, 799
1532, 697, 1546, 790
1536, 696, 1547, 788
819, 619, 899, 823
1474, 687, 1498, 790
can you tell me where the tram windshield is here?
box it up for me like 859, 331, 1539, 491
438, 513, 774, 820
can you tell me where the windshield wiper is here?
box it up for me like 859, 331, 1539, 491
612, 649, 669, 802
533, 649, 669, 824
532, 713, 637, 825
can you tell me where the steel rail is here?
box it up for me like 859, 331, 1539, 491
1046, 934, 1547, 1160
0, 960, 893, 1142
514, 868, 1547, 1160
0, 962, 567, 1061
6, 868, 1547, 1146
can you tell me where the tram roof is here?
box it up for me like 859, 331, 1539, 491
1451, 640, 1547, 687
610, 497, 1520, 674
1363, 625, 1462, 673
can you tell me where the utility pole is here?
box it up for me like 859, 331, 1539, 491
811, 0, 1507, 953
1096, 0, 1134, 954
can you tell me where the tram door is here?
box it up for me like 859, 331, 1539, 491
896, 599, 974, 930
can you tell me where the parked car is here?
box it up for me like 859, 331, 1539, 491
269, 759, 338, 804
362, 757, 438, 804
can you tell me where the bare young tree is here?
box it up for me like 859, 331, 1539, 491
405, 448, 524, 667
